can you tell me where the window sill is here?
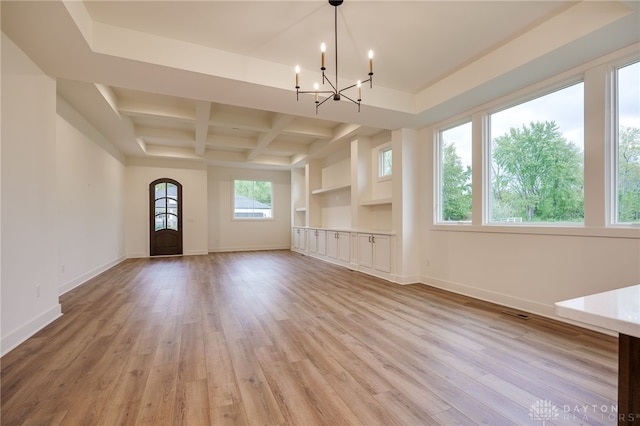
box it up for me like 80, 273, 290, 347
431, 223, 640, 239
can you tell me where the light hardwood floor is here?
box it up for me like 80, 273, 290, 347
1, 251, 618, 425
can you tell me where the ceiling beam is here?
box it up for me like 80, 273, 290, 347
118, 100, 194, 122
247, 114, 295, 161
136, 126, 194, 142
206, 134, 256, 150
282, 123, 334, 139
267, 141, 310, 155
195, 101, 211, 156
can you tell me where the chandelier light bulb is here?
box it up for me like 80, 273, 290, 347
295, 65, 300, 88
357, 80, 362, 101
368, 50, 374, 74
321, 43, 326, 69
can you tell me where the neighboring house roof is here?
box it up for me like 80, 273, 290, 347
234, 194, 270, 209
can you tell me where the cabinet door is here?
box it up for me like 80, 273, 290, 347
299, 229, 307, 251
292, 228, 300, 249
372, 234, 391, 273
357, 234, 373, 268
337, 232, 350, 263
309, 230, 318, 253
317, 230, 327, 256
327, 232, 338, 259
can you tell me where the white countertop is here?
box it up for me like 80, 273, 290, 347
555, 284, 640, 338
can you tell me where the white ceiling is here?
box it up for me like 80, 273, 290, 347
2, 1, 639, 169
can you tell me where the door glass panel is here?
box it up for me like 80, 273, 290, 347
155, 214, 167, 231
167, 214, 178, 230
167, 207, 178, 216
155, 183, 166, 197
155, 199, 166, 208
167, 183, 177, 199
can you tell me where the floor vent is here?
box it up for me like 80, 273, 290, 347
501, 310, 531, 320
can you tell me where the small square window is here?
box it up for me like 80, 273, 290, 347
233, 180, 273, 219
379, 147, 392, 178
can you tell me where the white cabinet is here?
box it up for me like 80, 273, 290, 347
358, 233, 392, 274
292, 227, 307, 252
308, 229, 326, 256
327, 231, 350, 264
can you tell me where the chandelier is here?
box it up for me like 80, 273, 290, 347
295, 0, 373, 113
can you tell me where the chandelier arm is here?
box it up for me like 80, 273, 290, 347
298, 89, 335, 95
337, 76, 372, 95
322, 74, 338, 94
315, 95, 333, 114
340, 93, 359, 105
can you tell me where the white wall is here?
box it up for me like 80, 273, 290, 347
125, 160, 209, 257
422, 229, 640, 322
208, 166, 291, 252
1, 34, 61, 355
56, 98, 126, 295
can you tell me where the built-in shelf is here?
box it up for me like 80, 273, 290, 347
311, 184, 351, 195
360, 198, 392, 206
295, 207, 307, 212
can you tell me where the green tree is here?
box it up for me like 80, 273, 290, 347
234, 180, 272, 206
441, 142, 472, 221
492, 121, 583, 221
618, 126, 640, 222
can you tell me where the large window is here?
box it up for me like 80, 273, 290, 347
438, 122, 472, 222
233, 179, 273, 219
615, 61, 640, 224
489, 83, 584, 223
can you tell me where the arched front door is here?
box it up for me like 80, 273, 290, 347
149, 178, 183, 256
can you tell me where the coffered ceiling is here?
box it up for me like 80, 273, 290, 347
2, 1, 639, 169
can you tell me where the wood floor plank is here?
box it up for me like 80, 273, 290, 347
226, 338, 286, 426
1, 251, 618, 425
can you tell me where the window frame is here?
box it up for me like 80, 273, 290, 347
232, 178, 274, 221
378, 145, 393, 181
611, 59, 640, 227
429, 48, 640, 239
435, 120, 473, 225
486, 80, 586, 226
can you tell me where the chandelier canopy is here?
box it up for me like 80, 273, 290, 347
295, 0, 374, 113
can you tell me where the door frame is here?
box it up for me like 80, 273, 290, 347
149, 178, 183, 256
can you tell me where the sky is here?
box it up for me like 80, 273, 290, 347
441, 61, 640, 169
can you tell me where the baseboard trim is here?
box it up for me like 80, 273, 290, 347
1, 304, 62, 357
419, 275, 617, 337
184, 250, 209, 256
209, 245, 291, 253
393, 274, 421, 285
59, 256, 126, 296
